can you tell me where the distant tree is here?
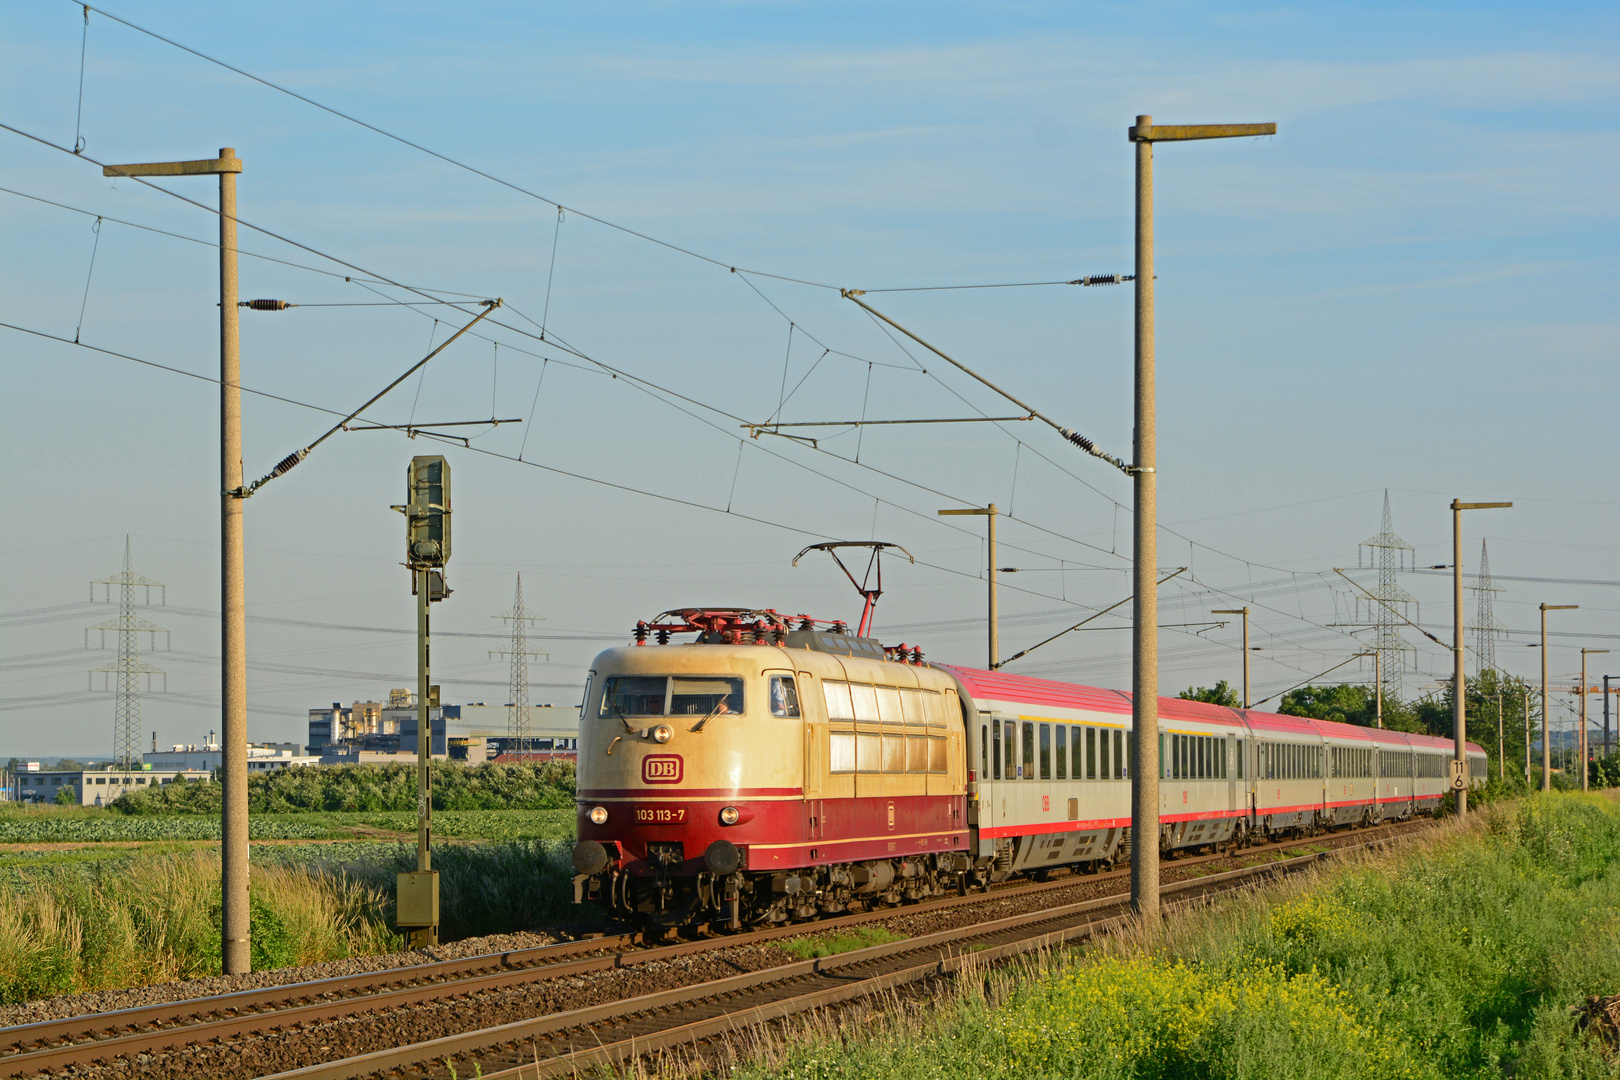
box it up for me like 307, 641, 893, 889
1178, 681, 1241, 708
54, 786, 76, 806
1278, 684, 1378, 727
54, 759, 86, 773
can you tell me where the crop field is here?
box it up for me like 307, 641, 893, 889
0, 807, 575, 844
740, 793, 1620, 1080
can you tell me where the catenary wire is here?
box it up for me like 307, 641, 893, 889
8, 133, 1364, 635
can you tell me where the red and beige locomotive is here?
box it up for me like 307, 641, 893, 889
571, 607, 1483, 931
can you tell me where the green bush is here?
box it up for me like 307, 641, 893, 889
108, 759, 576, 815
53, 786, 75, 806
333, 840, 578, 940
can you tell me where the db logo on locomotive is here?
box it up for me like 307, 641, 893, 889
642, 754, 683, 784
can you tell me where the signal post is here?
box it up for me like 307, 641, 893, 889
394, 456, 452, 946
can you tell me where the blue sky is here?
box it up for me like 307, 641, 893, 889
2, 1, 1616, 756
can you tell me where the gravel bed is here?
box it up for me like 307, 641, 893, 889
24, 819, 1432, 1079
0, 920, 622, 1030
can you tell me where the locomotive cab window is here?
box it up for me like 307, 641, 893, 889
768, 676, 800, 717
599, 676, 667, 717
670, 677, 744, 716
599, 675, 744, 718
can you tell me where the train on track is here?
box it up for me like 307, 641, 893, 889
571, 607, 1484, 932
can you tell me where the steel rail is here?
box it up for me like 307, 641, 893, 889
0, 933, 631, 1067
262, 835, 1412, 1080
0, 818, 1429, 1078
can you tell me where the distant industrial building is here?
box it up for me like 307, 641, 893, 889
308, 694, 578, 763
143, 736, 316, 773
12, 766, 212, 806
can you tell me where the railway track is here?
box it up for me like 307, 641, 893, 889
268, 836, 1406, 1080
0, 817, 1431, 1079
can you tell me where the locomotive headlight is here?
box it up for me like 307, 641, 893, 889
719, 805, 741, 826
653, 724, 674, 744
588, 805, 609, 825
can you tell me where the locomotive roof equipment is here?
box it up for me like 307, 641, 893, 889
792, 541, 914, 638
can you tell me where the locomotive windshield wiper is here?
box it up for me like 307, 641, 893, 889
607, 701, 637, 734
689, 699, 729, 733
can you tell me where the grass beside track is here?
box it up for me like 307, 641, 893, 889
777, 926, 907, 960
738, 794, 1620, 1080
0, 837, 579, 1003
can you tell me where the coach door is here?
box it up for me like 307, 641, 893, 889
1226, 733, 1238, 815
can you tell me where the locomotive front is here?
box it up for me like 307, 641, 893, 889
571, 613, 809, 930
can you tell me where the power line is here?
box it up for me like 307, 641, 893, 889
69, 2, 841, 291
7, 131, 1340, 628
0, 186, 479, 294
65, 3, 1140, 301
6, 126, 1216, 592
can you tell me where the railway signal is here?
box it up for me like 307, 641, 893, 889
393, 455, 453, 946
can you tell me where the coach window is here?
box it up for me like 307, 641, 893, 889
1039, 723, 1052, 780
1055, 725, 1067, 780
1085, 728, 1097, 780
1071, 726, 1083, 779
1004, 721, 1016, 780
1022, 722, 1036, 780
982, 724, 991, 780
769, 676, 800, 718
1098, 728, 1111, 780
992, 722, 1002, 779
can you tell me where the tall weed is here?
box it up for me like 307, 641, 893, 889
0, 850, 400, 1002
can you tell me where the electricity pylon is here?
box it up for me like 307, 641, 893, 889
491, 575, 546, 755
1358, 492, 1416, 706
87, 537, 168, 769
1470, 538, 1505, 675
